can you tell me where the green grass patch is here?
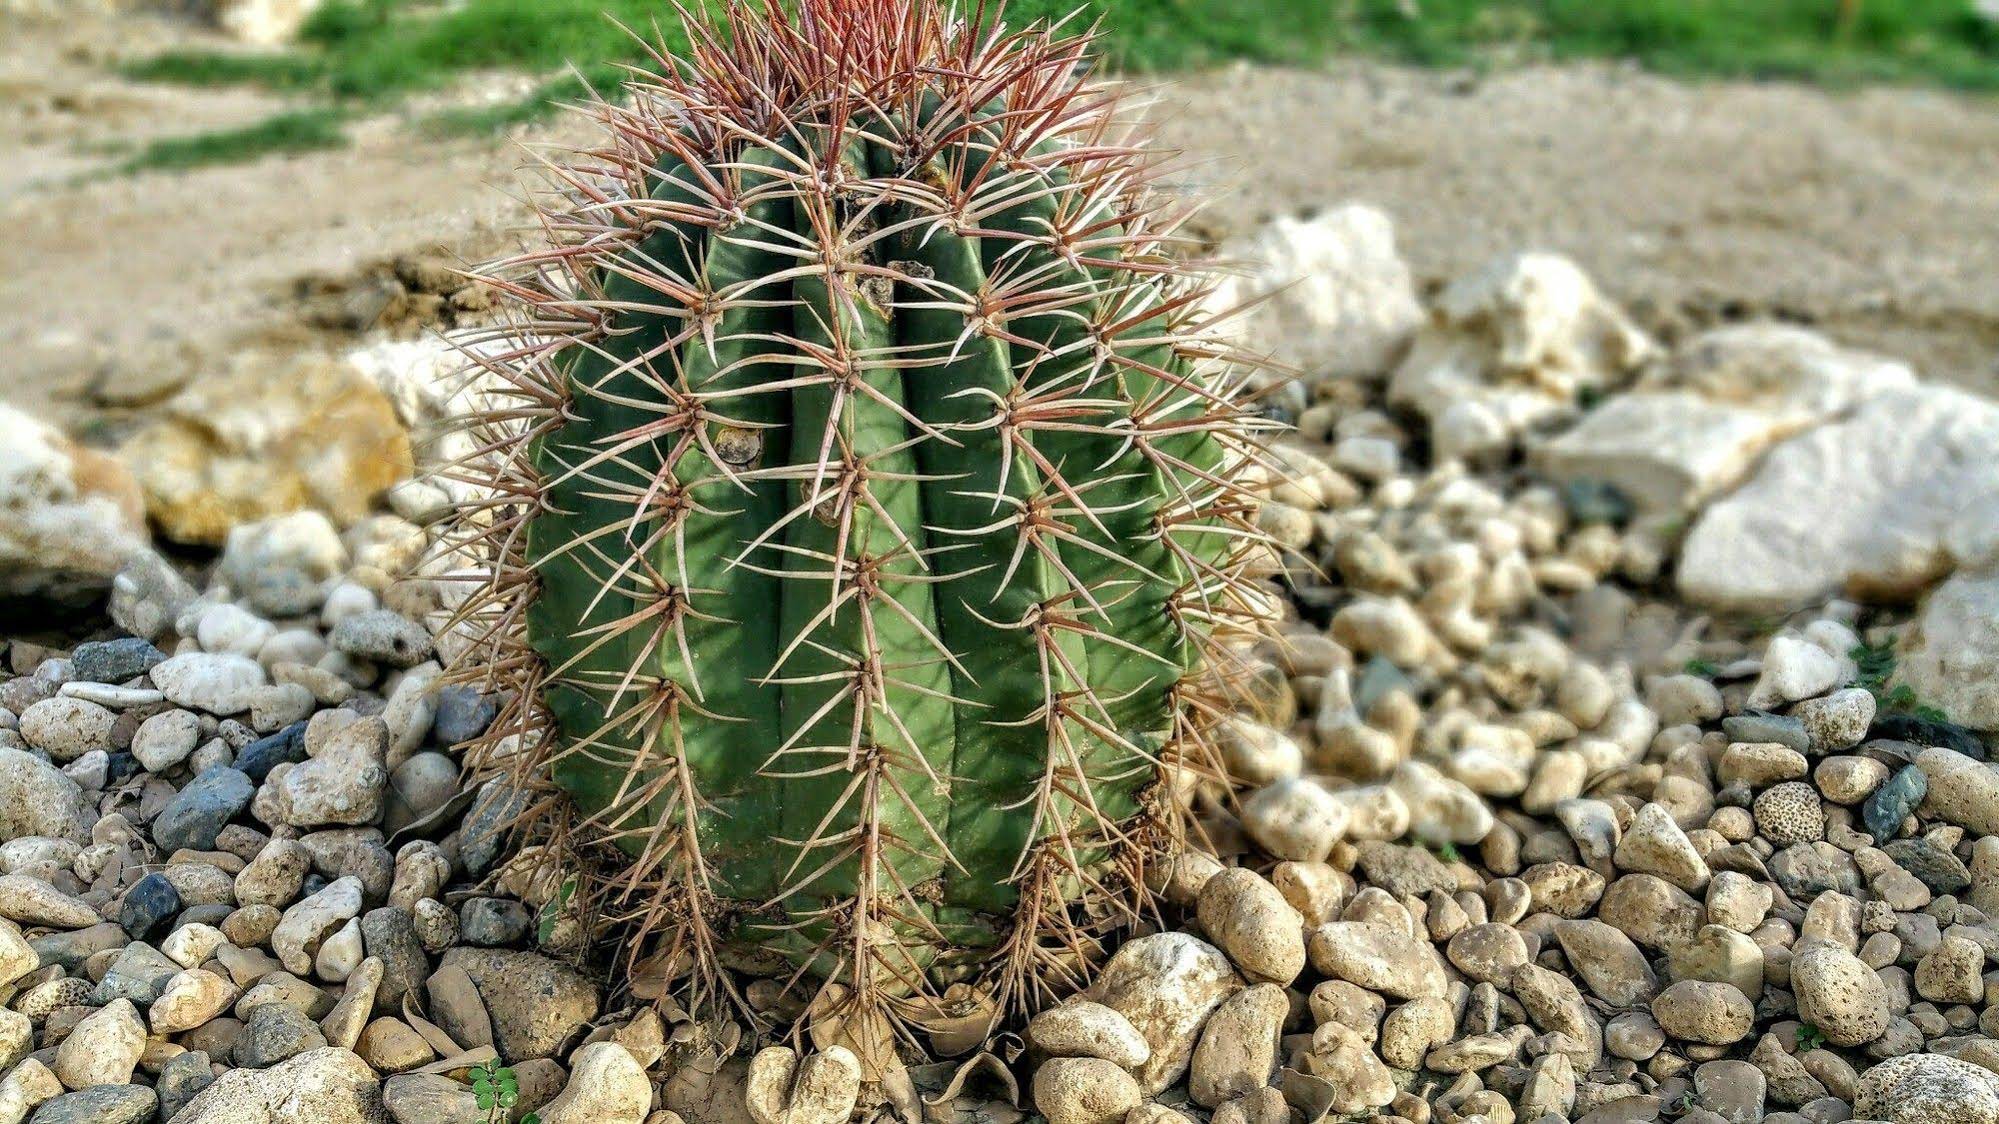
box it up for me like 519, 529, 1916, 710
1849, 639, 1898, 691
114, 0, 1999, 155
120, 49, 325, 91
419, 88, 564, 138
418, 64, 627, 138
120, 107, 349, 172
1332, 0, 1999, 91
121, 0, 1339, 104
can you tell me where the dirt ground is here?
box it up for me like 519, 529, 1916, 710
1152, 63, 1999, 388
5, 10, 1999, 429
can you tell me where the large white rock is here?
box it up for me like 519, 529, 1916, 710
213, 0, 326, 45
1854, 1051, 1999, 1124
1202, 205, 1422, 381
270, 716, 389, 828
1389, 252, 1653, 460
345, 333, 513, 517
537, 1042, 652, 1124
1914, 746, 1999, 836
150, 652, 268, 715
117, 350, 412, 546
0, 749, 91, 842
1895, 569, 1999, 730
1791, 942, 1891, 1047
0, 1058, 60, 1123
0, 403, 151, 602
0, 919, 38, 990
1678, 386, 1999, 613
1390, 761, 1494, 846
1534, 324, 1914, 513
150, 968, 240, 1035
271, 876, 365, 977
168, 1046, 382, 1122
218, 511, 348, 618
1085, 933, 1242, 1094
52, 997, 145, 1089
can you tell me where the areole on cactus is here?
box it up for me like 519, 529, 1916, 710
440, 0, 1276, 1027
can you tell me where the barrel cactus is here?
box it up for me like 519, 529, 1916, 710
444, 0, 1274, 1019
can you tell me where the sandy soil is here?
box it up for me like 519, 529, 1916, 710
1150, 63, 1999, 387
4, 11, 1999, 428
0, 11, 529, 426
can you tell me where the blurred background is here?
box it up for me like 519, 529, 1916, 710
6, 0, 1998, 428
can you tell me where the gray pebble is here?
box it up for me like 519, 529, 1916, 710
152, 767, 255, 854
328, 610, 434, 668
28, 1084, 156, 1124
69, 638, 165, 685
1723, 713, 1810, 754
234, 1002, 327, 1068
459, 897, 532, 947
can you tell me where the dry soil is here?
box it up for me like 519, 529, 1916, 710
4, 11, 1998, 428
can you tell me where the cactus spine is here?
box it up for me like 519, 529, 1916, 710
444, 0, 1273, 1017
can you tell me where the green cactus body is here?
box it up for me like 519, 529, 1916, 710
456, 0, 1269, 1008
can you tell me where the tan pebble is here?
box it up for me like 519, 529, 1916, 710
1025, 1002, 1150, 1069
1032, 1057, 1143, 1124
1196, 868, 1305, 985
745, 1046, 862, 1124
1651, 980, 1754, 1045
1187, 984, 1286, 1107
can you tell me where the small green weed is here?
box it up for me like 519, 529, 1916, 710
1878, 683, 1949, 724
1682, 658, 1720, 678
1850, 642, 1950, 722
471, 1058, 539, 1124
1849, 640, 1897, 691
1795, 1022, 1827, 1051
536, 875, 579, 946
